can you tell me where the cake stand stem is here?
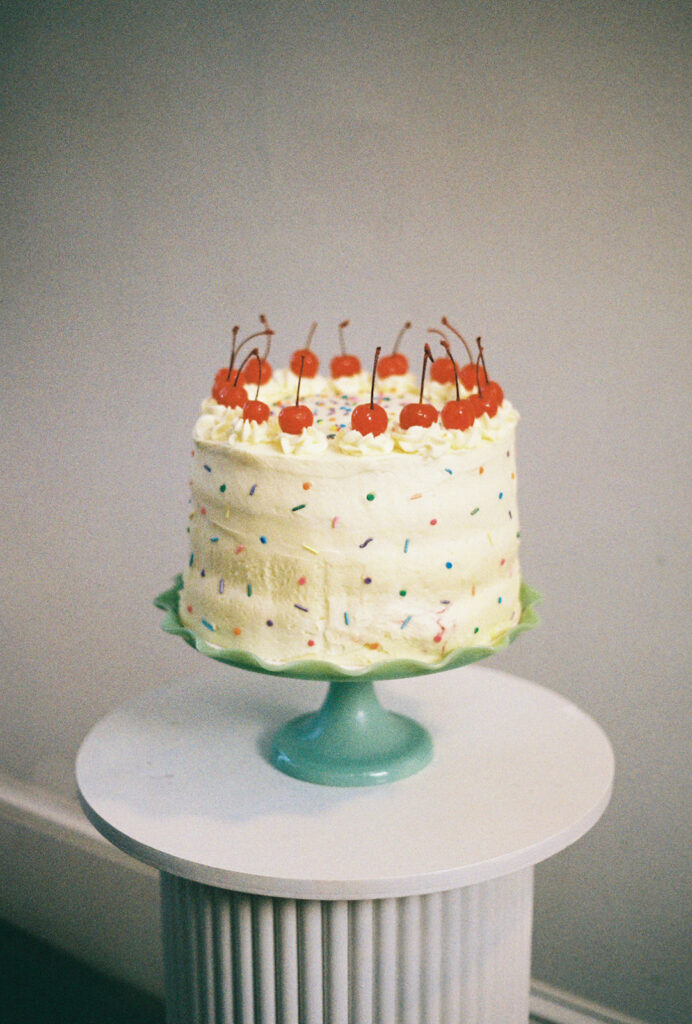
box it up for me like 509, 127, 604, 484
270, 679, 432, 786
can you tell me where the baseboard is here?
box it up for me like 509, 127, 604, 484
0, 772, 650, 1023
530, 980, 651, 1024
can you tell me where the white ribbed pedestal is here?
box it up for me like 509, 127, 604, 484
76, 666, 614, 1024
160, 869, 533, 1024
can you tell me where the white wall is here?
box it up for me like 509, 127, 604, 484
1, 3, 690, 1022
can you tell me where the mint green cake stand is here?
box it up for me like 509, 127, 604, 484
155, 577, 539, 787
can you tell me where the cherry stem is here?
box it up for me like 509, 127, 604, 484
234, 328, 272, 362
234, 347, 260, 387
441, 339, 461, 401
441, 316, 473, 363
475, 337, 488, 394
259, 314, 274, 361
338, 319, 350, 355
226, 324, 240, 381
305, 321, 317, 350
420, 344, 434, 403
392, 320, 412, 354
370, 346, 381, 408
427, 326, 449, 348
296, 354, 305, 406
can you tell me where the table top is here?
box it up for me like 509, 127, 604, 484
76, 666, 614, 900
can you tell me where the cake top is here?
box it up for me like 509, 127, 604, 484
196, 317, 517, 456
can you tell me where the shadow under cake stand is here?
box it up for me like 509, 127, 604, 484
75, 583, 614, 1024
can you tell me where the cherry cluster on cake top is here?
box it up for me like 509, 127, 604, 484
210, 316, 505, 437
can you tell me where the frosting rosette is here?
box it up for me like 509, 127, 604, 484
279, 426, 329, 455
337, 427, 395, 455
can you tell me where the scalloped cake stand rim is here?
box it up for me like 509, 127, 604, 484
154, 576, 540, 683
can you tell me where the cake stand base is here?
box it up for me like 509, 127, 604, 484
270, 680, 433, 786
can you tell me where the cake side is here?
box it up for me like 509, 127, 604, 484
180, 394, 520, 668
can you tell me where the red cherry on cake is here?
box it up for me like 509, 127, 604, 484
279, 353, 315, 434
430, 356, 460, 384
438, 318, 477, 391
470, 338, 502, 417
279, 404, 314, 433
243, 399, 271, 423
377, 351, 408, 377
331, 353, 362, 377
399, 344, 439, 428
427, 327, 461, 383
460, 361, 487, 391
213, 365, 246, 396
400, 402, 438, 428
244, 357, 272, 384
212, 325, 246, 400
436, 334, 477, 430
233, 346, 267, 418
216, 379, 249, 408
483, 379, 504, 407
351, 346, 389, 436
377, 321, 411, 378
469, 386, 499, 419
331, 319, 362, 378
441, 397, 476, 430
291, 348, 319, 377
242, 315, 274, 384
290, 321, 320, 378
351, 403, 388, 435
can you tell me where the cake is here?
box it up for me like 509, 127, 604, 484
179, 325, 521, 669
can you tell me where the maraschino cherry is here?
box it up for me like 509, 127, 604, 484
441, 317, 487, 391
351, 347, 389, 436
439, 340, 476, 430
233, 349, 270, 423
290, 321, 320, 378
427, 327, 461, 384
243, 314, 274, 385
475, 336, 504, 411
330, 320, 362, 378
377, 321, 412, 379
399, 344, 439, 428
215, 322, 272, 399
279, 354, 314, 434
466, 339, 503, 419
215, 329, 249, 409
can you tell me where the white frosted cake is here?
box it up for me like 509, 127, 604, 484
179, 331, 521, 670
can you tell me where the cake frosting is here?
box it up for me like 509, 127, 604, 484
180, 357, 521, 669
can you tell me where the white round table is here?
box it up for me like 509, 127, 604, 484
76, 665, 614, 1024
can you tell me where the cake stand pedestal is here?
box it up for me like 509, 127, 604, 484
76, 665, 613, 1024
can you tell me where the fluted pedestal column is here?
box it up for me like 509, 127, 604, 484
77, 667, 614, 1024
160, 869, 533, 1024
